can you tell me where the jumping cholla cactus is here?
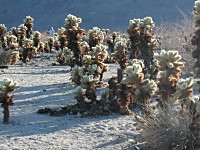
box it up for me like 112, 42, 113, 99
86, 64, 102, 78
127, 59, 145, 68
65, 14, 85, 66
0, 78, 20, 123
82, 55, 92, 68
91, 44, 108, 83
127, 17, 158, 79
0, 24, 7, 39
139, 16, 155, 34
127, 18, 141, 59
92, 44, 108, 62
23, 16, 34, 38
172, 77, 194, 101
65, 14, 82, 29
106, 31, 120, 53
88, 27, 105, 49
73, 86, 86, 108
33, 31, 42, 48
22, 38, 36, 63
121, 63, 157, 112
154, 50, 184, 78
80, 74, 98, 102
45, 37, 54, 53
112, 37, 128, 70
10, 50, 20, 65
56, 47, 74, 65
80, 75, 98, 89
0, 78, 20, 93
81, 41, 90, 55
193, 0, 200, 23
191, 0, 200, 76
154, 50, 184, 105
57, 27, 67, 50
118, 63, 157, 114
70, 65, 84, 85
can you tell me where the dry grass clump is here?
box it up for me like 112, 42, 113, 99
0, 49, 13, 65
136, 103, 195, 150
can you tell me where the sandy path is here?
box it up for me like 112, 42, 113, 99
0, 55, 137, 150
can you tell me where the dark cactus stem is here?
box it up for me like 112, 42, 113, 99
66, 28, 84, 66
117, 68, 123, 83
191, 25, 200, 76
117, 84, 132, 115
0, 93, 13, 124
3, 103, 9, 124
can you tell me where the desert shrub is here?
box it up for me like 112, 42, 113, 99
0, 49, 18, 65
134, 103, 194, 150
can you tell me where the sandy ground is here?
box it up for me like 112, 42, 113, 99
0, 54, 138, 150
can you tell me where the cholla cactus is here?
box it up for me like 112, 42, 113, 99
122, 64, 157, 94
148, 38, 159, 50
127, 59, 145, 68
57, 27, 67, 49
10, 51, 20, 65
121, 64, 143, 86
112, 38, 128, 70
18, 24, 27, 34
23, 16, 34, 38
17, 24, 27, 47
86, 64, 102, 77
91, 44, 108, 83
127, 17, 158, 79
193, 1, 200, 23
33, 31, 42, 48
11, 27, 18, 38
0, 78, 20, 123
0, 78, 20, 93
173, 77, 194, 100
127, 19, 140, 59
56, 47, 74, 65
106, 31, 120, 53
154, 50, 184, 105
73, 86, 87, 108
154, 50, 184, 78
121, 63, 157, 113
88, 27, 105, 49
191, 1, 200, 76
22, 38, 35, 63
192, 96, 200, 114
80, 75, 98, 102
58, 27, 66, 35
0, 24, 7, 38
97, 89, 111, 114
64, 48, 74, 65
65, 14, 82, 29
92, 44, 108, 62
6, 35, 18, 50
22, 38, 33, 47
65, 14, 85, 66
81, 41, 90, 55
128, 19, 140, 35
139, 16, 155, 34
80, 75, 98, 88
71, 65, 84, 85
82, 55, 92, 68
46, 37, 54, 53
23, 16, 34, 25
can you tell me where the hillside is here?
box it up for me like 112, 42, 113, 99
0, 0, 193, 31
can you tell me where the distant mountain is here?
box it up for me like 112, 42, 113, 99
0, 0, 193, 31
